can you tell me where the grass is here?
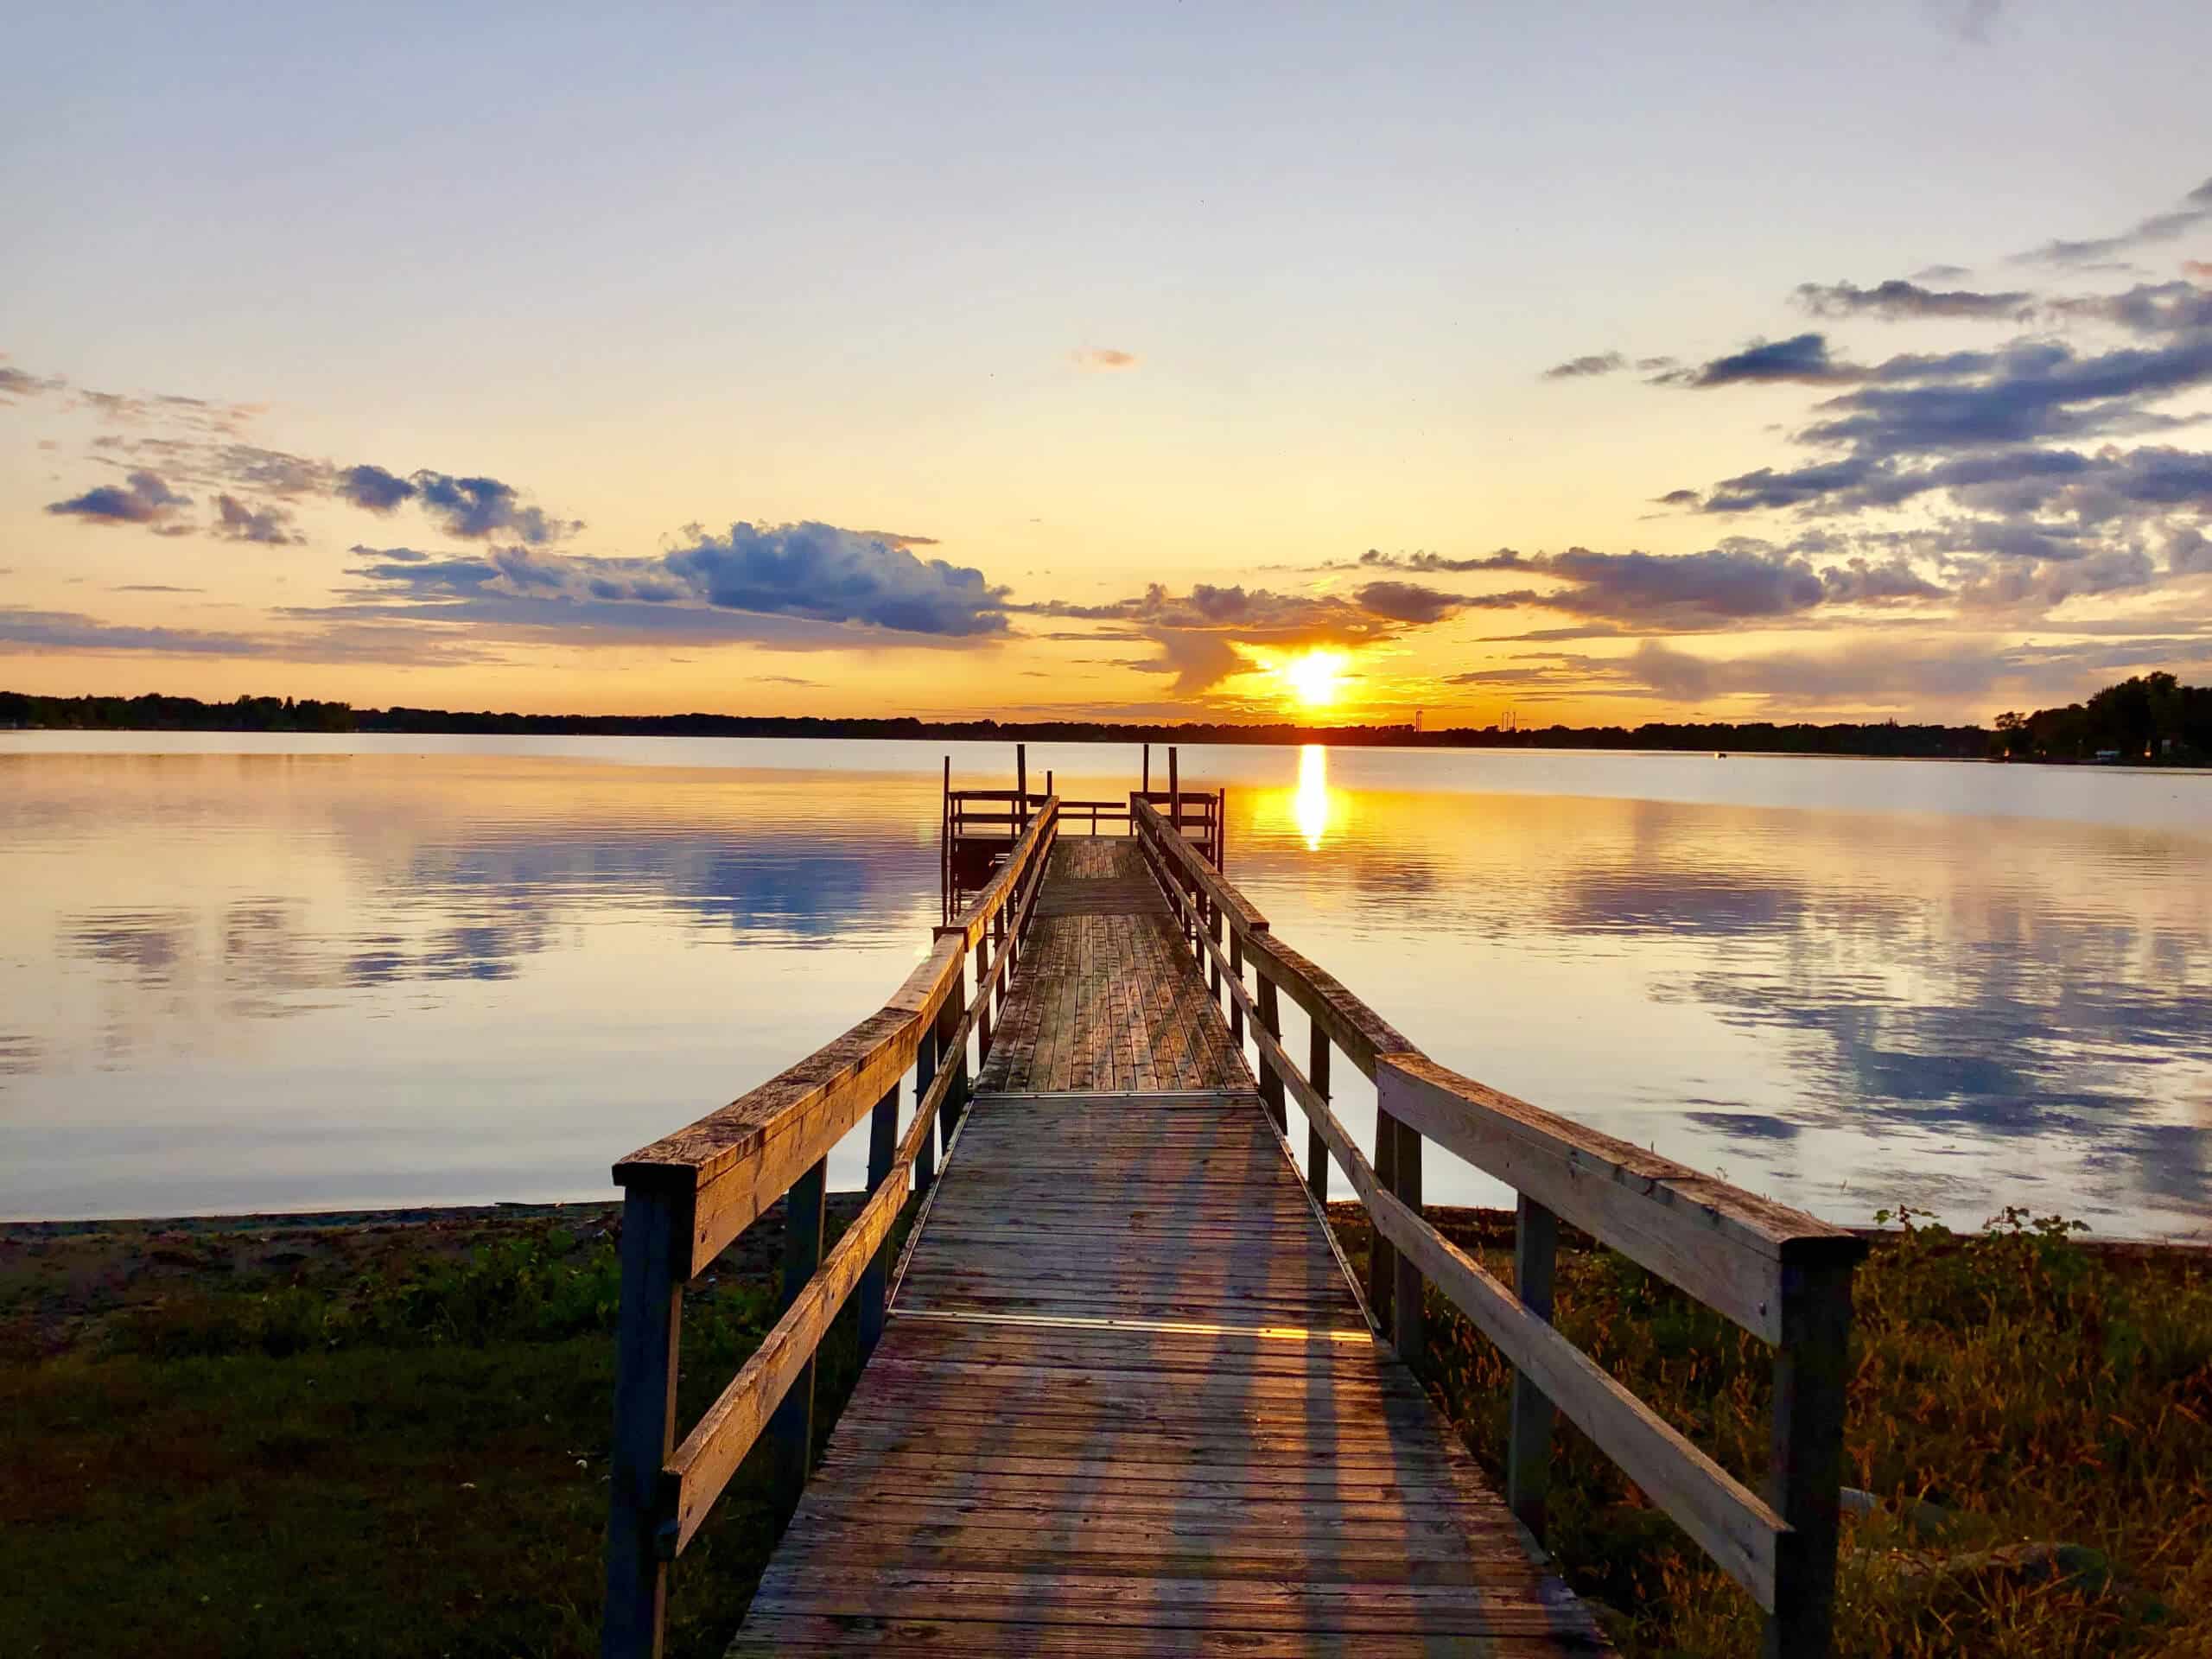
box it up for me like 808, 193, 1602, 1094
4, 1201, 2205, 1656
0, 1204, 896, 1659
1327, 1204, 2212, 1658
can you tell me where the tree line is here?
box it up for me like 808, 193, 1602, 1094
2, 674, 2203, 763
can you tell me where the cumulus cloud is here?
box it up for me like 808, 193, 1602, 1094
336, 463, 416, 512
410, 472, 582, 544
1662, 334, 1864, 387
45, 470, 194, 532
2012, 175, 2212, 269
212, 494, 305, 545
1793, 279, 2033, 321
1072, 347, 1139, 371
314, 522, 1012, 647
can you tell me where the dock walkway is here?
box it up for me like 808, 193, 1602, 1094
730, 840, 1605, 1654
604, 771, 1866, 1659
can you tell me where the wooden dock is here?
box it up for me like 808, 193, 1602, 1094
602, 760, 1867, 1658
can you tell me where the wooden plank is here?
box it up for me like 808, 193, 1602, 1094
1378, 1054, 1865, 1345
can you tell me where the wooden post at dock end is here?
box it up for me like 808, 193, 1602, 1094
1142, 742, 1150, 792
1046, 768, 1052, 804
1216, 786, 1226, 872
767, 1157, 827, 1522
602, 1185, 683, 1659
857, 1084, 899, 1360
1167, 748, 1179, 846
940, 754, 952, 925
1507, 1195, 1558, 1533
1763, 1261, 1856, 1659
1015, 744, 1028, 831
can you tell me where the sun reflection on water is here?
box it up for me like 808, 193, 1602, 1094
1294, 745, 1331, 850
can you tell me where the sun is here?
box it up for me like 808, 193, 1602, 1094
1278, 648, 1349, 710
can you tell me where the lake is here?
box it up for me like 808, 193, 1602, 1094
3, 734, 2208, 1238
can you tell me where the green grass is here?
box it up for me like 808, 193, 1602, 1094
1332, 1205, 2212, 1659
0, 1211, 891, 1659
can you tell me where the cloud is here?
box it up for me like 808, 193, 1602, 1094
211, 493, 305, 545
2046, 280, 2212, 336
1351, 579, 1468, 625
2188, 261, 2212, 283
1654, 488, 1702, 507
2012, 175, 2212, 269
0, 362, 65, 400
1793, 279, 2032, 321
311, 521, 1014, 648
1929, 0, 2003, 44
1542, 352, 1626, 379
45, 469, 194, 531
409, 472, 582, 544
1664, 334, 1863, 387
335, 463, 416, 512
1072, 347, 1139, 371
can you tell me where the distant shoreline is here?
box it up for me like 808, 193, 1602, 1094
7, 676, 2208, 765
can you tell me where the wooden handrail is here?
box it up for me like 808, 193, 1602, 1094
603, 798, 1061, 1658
1131, 792, 1864, 1656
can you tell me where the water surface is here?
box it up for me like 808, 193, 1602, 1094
3, 734, 2206, 1236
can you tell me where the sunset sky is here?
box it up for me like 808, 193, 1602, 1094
6, 2, 2212, 725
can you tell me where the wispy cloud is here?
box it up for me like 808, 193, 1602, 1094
1072, 347, 1139, 372
2011, 175, 2212, 269
45, 469, 194, 533
1793, 279, 2033, 321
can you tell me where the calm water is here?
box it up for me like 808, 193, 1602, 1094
3, 734, 2208, 1238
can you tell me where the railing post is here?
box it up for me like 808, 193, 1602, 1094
767, 1157, 826, 1522
1306, 1025, 1330, 1204
857, 1081, 899, 1359
914, 1014, 939, 1196
1255, 972, 1285, 1131
1369, 1109, 1396, 1331
1391, 1119, 1425, 1369
1508, 1194, 1558, 1533
975, 929, 993, 1059
602, 1183, 685, 1659
1207, 902, 1222, 998
1015, 742, 1027, 831
1764, 1258, 1856, 1659
1228, 932, 1244, 1042
937, 953, 969, 1152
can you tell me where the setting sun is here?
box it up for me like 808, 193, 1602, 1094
1279, 648, 1349, 710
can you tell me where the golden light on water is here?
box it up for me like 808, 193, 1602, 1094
1278, 648, 1348, 710
1294, 744, 1331, 850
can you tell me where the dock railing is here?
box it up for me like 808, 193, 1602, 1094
1132, 792, 1867, 1659
601, 798, 1061, 1658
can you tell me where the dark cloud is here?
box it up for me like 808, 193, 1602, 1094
1352, 580, 1467, 625
335, 463, 416, 512
2012, 176, 2212, 269
45, 469, 193, 531
212, 494, 305, 545
1542, 352, 1626, 379
1653, 488, 1702, 507
2048, 280, 2212, 336
410, 472, 581, 544
315, 522, 1013, 645
1663, 333, 1863, 387
1793, 279, 2032, 321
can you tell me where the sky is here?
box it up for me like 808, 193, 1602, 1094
5, 1, 2212, 727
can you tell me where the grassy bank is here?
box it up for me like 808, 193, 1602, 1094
4, 1202, 2206, 1656
0, 1202, 897, 1659
1325, 1204, 2212, 1658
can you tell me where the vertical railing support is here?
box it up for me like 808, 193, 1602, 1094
1369, 1109, 1397, 1331
767, 1157, 826, 1520
1207, 902, 1223, 998
1508, 1194, 1558, 1533
1764, 1259, 1857, 1659
1306, 1024, 1330, 1204
913, 1016, 939, 1196
974, 930, 993, 1059
857, 1082, 899, 1360
1228, 932, 1244, 1042
936, 957, 968, 1153
1391, 1119, 1425, 1369
602, 1184, 686, 1659
1255, 972, 1285, 1131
